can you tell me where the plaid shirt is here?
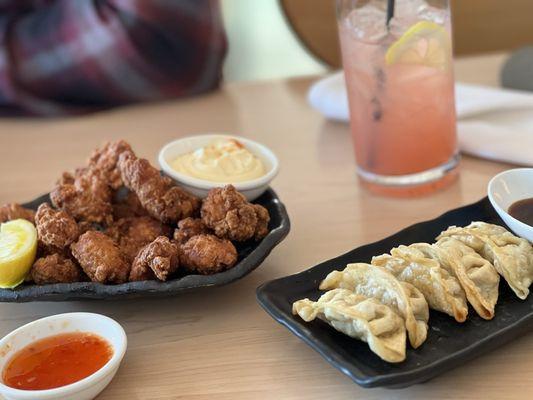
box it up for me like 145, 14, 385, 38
0, 0, 227, 116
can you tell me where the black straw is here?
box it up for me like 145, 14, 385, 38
386, 0, 395, 26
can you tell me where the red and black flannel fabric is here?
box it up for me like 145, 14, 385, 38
0, 0, 227, 116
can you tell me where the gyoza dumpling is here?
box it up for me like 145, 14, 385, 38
438, 222, 533, 299
293, 289, 406, 363
410, 238, 500, 320
372, 246, 468, 322
319, 263, 429, 348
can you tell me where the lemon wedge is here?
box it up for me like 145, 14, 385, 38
385, 21, 451, 69
0, 219, 37, 288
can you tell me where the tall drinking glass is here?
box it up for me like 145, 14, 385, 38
337, 0, 459, 196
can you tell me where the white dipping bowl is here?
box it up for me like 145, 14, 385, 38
158, 134, 279, 201
488, 168, 533, 242
0, 313, 127, 400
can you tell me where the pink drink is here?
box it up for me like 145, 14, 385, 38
338, 0, 458, 195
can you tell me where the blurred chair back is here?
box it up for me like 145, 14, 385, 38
280, 0, 533, 68
280, 0, 340, 67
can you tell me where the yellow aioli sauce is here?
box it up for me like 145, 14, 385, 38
171, 139, 266, 182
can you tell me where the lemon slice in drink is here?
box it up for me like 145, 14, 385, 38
0, 219, 37, 288
385, 21, 451, 69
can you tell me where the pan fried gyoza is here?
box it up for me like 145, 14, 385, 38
411, 238, 500, 320
319, 263, 429, 348
292, 289, 407, 363
438, 222, 533, 300
372, 246, 468, 322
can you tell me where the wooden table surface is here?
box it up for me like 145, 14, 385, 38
0, 53, 527, 400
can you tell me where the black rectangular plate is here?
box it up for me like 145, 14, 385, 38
256, 197, 533, 389
0, 188, 290, 302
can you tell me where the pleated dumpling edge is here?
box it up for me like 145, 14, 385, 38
319, 263, 429, 349
292, 289, 407, 363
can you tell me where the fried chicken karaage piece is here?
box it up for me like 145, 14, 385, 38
180, 234, 238, 275
36, 232, 72, 258
251, 204, 270, 239
112, 190, 148, 219
105, 216, 171, 263
129, 236, 179, 281
87, 140, 133, 189
173, 218, 210, 245
0, 203, 35, 223
118, 151, 199, 224
201, 185, 270, 241
29, 254, 82, 284
71, 231, 129, 283
35, 203, 79, 248
77, 221, 99, 235
51, 170, 113, 226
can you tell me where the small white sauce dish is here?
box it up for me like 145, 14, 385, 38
158, 133, 279, 201
0, 312, 127, 400
488, 168, 533, 242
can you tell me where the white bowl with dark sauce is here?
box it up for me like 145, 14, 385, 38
488, 168, 533, 242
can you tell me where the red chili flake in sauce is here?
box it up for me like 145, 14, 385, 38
2, 332, 113, 390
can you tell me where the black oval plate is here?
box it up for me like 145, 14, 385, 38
0, 188, 290, 302
256, 197, 531, 389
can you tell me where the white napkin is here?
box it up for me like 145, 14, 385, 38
308, 72, 533, 166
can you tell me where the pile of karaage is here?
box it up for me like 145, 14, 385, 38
0, 140, 270, 285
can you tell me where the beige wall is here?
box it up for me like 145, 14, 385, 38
221, 0, 326, 82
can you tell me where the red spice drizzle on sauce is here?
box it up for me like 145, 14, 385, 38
2, 332, 113, 390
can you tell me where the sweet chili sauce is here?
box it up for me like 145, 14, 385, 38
2, 332, 113, 390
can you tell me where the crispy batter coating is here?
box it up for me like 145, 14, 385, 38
71, 231, 129, 283
50, 170, 113, 226
30, 254, 81, 284
49, 141, 132, 226
0, 203, 35, 223
35, 203, 79, 248
37, 241, 70, 262
56, 171, 74, 185
129, 236, 179, 281
118, 151, 199, 223
252, 204, 270, 240
112, 190, 148, 219
87, 140, 133, 189
173, 218, 209, 245
77, 221, 99, 235
106, 216, 171, 263
180, 234, 238, 275
201, 185, 270, 241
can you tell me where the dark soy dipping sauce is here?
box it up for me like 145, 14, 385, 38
509, 197, 533, 227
